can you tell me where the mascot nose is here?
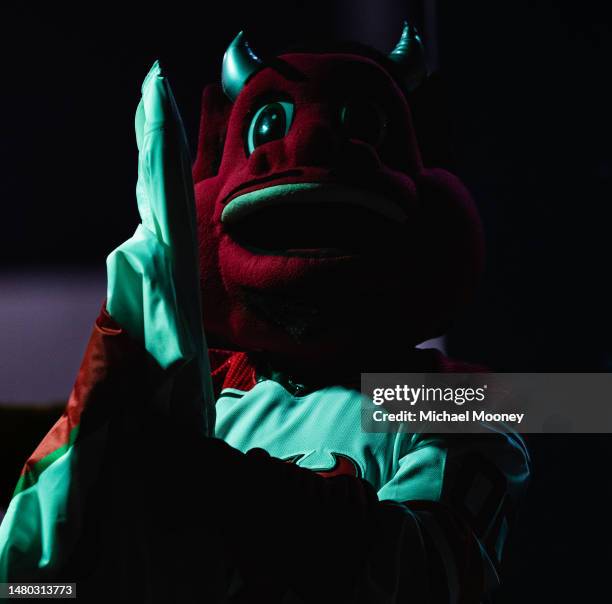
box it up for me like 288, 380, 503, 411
335, 139, 383, 176
292, 123, 383, 175
291, 123, 339, 167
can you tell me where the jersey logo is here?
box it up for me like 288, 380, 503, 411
284, 452, 361, 478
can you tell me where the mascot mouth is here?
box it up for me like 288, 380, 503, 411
221, 182, 407, 257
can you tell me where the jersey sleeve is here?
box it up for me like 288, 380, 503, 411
375, 429, 530, 600
0, 305, 157, 582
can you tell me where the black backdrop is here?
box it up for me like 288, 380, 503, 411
2, 1, 612, 600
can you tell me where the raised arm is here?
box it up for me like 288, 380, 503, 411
0, 62, 215, 584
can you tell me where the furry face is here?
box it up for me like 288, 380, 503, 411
193, 52, 484, 366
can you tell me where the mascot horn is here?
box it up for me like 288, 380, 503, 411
222, 21, 428, 101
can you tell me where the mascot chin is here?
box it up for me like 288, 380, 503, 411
0, 23, 528, 604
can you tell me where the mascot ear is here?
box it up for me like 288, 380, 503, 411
192, 83, 233, 183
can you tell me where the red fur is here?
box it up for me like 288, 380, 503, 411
193, 53, 484, 369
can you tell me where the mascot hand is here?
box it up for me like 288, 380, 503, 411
106, 61, 214, 433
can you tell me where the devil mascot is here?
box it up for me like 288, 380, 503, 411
0, 23, 529, 603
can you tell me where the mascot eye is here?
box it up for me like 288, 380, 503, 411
247, 101, 294, 154
340, 101, 387, 147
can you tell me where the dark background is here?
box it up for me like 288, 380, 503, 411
2, 1, 611, 600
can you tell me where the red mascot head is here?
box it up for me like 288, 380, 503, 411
192, 23, 484, 371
